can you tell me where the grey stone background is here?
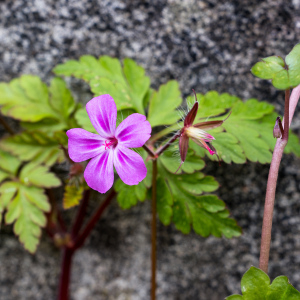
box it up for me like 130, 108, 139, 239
1, 0, 300, 299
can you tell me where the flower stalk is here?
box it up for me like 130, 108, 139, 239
55, 188, 116, 300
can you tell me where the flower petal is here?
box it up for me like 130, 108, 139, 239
66, 128, 104, 162
115, 113, 151, 147
193, 120, 224, 130
114, 146, 147, 185
86, 95, 117, 138
84, 150, 114, 193
184, 101, 198, 126
179, 134, 189, 163
191, 138, 216, 155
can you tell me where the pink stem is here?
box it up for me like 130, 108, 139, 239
259, 85, 300, 272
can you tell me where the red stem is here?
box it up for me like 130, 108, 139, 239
73, 190, 116, 250
0, 115, 14, 135
151, 159, 157, 300
57, 247, 74, 300
71, 189, 90, 239
46, 189, 67, 234
143, 143, 156, 157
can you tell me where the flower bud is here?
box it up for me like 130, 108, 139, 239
273, 116, 283, 139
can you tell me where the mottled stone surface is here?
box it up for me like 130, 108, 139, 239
1, 0, 300, 299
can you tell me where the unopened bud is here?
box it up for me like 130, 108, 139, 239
273, 116, 283, 139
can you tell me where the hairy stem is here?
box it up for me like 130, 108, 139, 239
57, 247, 74, 300
151, 159, 158, 300
73, 190, 116, 250
155, 131, 181, 157
148, 123, 181, 144
0, 115, 15, 135
259, 88, 295, 273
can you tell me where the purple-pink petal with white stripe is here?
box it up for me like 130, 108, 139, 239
115, 113, 151, 148
113, 145, 147, 185
66, 128, 105, 162
84, 150, 114, 194
86, 95, 117, 139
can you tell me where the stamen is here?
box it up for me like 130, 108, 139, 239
102, 140, 111, 150
102, 138, 118, 150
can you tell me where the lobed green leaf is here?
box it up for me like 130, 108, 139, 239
0, 148, 22, 175
0, 75, 78, 132
0, 131, 65, 166
114, 179, 147, 209
157, 158, 241, 237
19, 163, 61, 188
2, 182, 50, 253
251, 44, 300, 89
54, 56, 150, 114
147, 80, 182, 127
226, 267, 300, 299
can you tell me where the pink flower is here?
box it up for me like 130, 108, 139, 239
66, 95, 151, 194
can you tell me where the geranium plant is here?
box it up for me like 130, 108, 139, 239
0, 44, 300, 299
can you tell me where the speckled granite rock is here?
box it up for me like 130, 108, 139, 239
1, 0, 300, 299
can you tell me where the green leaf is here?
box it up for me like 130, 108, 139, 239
221, 100, 273, 163
49, 77, 76, 119
0, 131, 65, 166
147, 80, 182, 127
19, 163, 61, 188
160, 146, 205, 174
122, 58, 151, 114
226, 267, 300, 299
3, 182, 50, 253
205, 98, 276, 164
0, 75, 58, 122
0, 75, 78, 132
156, 176, 173, 225
75, 107, 96, 133
251, 44, 300, 89
22, 77, 78, 132
54, 56, 150, 114
0, 182, 17, 223
114, 179, 147, 209
203, 132, 245, 164
63, 184, 84, 209
157, 159, 241, 237
53, 55, 125, 82
0, 149, 22, 175
188, 91, 240, 119
0, 169, 10, 183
